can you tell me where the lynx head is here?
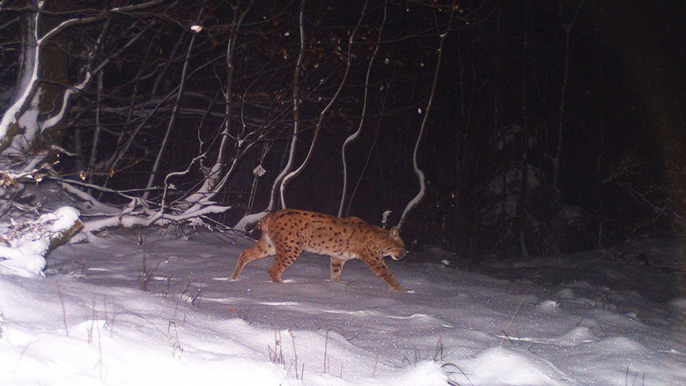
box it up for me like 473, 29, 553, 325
381, 226, 407, 261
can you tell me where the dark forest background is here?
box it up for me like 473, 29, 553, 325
1, 0, 685, 261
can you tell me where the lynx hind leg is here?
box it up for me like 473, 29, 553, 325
267, 246, 302, 283
231, 237, 274, 280
365, 259, 405, 291
330, 257, 347, 282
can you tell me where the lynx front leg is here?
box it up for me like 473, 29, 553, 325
364, 258, 405, 291
330, 257, 348, 282
231, 239, 273, 280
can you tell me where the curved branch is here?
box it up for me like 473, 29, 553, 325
268, 0, 306, 211
398, 1, 456, 229
280, 0, 367, 206
338, 0, 384, 217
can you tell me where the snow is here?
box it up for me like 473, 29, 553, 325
1, 227, 686, 385
45, 207, 80, 232
0, 206, 81, 277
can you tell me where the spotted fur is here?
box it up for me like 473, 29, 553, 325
231, 209, 406, 291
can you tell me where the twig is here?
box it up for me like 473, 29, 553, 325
500, 295, 525, 347
442, 363, 474, 386
167, 320, 184, 358
13, 341, 32, 374
53, 278, 69, 337
289, 329, 302, 380
433, 335, 445, 361
323, 329, 329, 373
268, 330, 285, 364
96, 313, 104, 382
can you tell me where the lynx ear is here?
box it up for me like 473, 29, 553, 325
389, 226, 400, 238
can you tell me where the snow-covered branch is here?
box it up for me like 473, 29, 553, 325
0, 206, 82, 277
79, 203, 231, 235
0, 0, 167, 169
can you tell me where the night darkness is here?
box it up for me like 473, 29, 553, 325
1, 0, 686, 262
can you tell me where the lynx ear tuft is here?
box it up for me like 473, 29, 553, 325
389, 226, 400, 238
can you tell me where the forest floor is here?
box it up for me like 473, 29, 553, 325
1, 215, 686, 385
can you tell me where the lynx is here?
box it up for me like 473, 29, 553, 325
231, 209, 406, 291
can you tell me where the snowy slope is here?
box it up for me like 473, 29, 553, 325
1, 228, 686, 385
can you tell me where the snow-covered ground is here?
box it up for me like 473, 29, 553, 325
2, 225, 686, 385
